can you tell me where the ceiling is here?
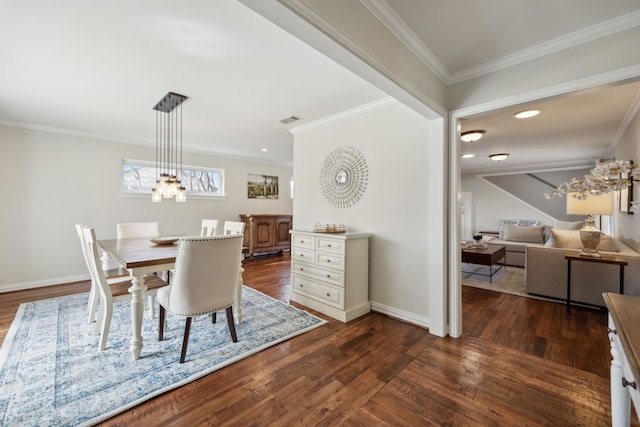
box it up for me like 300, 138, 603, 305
1, 0, 640, 170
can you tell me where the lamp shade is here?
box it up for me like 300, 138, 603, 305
566, 192, 613, 215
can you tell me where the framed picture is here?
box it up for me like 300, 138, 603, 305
247, 174, 279, 199
620, 172, 633, 213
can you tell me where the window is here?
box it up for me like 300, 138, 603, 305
121, 159, 225, 199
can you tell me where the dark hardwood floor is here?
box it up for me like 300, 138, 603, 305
1, 253, 636, 426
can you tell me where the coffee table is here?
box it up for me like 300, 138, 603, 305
461, 244, 506, 283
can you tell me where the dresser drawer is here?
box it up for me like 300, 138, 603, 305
292, 234, 315, 249
292, 276, 344, 309
292, 261, 344, 287
291, 247, 314, 263
316, 237, 344, 253
315, 252, 345, 270
612, 331, 640, 412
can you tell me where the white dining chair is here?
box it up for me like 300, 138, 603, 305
157, 235, 243, 363
200, 219, 219, 236
75, 223, 129, 323
116, 221, 160, 239
83, 226, 168, 351
222, 220, 245, 235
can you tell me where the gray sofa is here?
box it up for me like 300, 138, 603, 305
526, 242, 640, 307
480, 221, 640, 307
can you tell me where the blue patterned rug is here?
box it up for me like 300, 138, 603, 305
0, 286, 326, 426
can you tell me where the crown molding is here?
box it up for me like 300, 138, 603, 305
359, 0, 449, 83
361, 2, 640, 86
607, 88, 640, 157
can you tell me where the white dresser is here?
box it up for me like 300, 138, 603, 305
290, 230, 370, 322
604, 292, 640, 426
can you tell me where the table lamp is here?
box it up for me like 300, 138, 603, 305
566, 192, 613, 258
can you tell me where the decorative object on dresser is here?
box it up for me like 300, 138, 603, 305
290, 230, 370, 322
319, 146, 368, 208
239, 214, 292, 258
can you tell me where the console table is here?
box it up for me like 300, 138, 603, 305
239, 214, 292, 258
603, 293, 640, 426
565, 253, 627, 312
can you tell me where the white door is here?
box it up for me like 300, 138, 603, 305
461, 192, 473, 241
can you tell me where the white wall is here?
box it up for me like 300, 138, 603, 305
0, 125, 292, 291
613, 106, 640, 252
292, 101, 432, 325
461, 175, 554, 233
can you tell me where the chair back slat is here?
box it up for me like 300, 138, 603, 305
222, 221, 245, 235
117, 222, 160, 239
200, 219, 219, 236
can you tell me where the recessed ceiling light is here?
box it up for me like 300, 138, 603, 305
461, 153, 475, 158
261, 148, 268, 152
513, 109, 540, 119
460, 130, 485, 143
489, 153, 509, 161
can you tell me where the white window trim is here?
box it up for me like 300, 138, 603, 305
120, 158, 227, 200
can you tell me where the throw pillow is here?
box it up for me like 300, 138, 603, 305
553, 220, 584, 230
598, 235, 620, 252
545, 229, 583, 249
498, 219, 538, 239
498, 219, 519, 239
517, 219, 539, 227
502, 225, 545, 244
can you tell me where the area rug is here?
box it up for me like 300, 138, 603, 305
0, 286, 326, 426
461, 265, 527, 296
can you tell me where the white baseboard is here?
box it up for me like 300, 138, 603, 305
0, 274, 89, 294
370, 300, 430, 329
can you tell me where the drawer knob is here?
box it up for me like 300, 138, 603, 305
326, 293, 330, 297
299, 268, 304, 271
301, 240, 304, 243
608, 328, 617, 334
300, 254, 304, 257
326, 259, 331, 263
328, 244, 332, 247
300, 284, 304, 288
622, 377, 637, 389
326, 274, 331, 278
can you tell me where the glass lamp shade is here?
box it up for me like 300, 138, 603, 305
566, 192, 613, 258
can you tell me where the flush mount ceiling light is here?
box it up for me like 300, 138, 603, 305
152, 92, 188, 203
461, 153, 475, 158
460, 130, 485, 142
489, 153, 509, 162
513, 109, 540, 119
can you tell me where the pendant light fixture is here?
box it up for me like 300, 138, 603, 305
151, 92, 188, 203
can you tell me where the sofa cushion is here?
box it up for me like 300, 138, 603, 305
598, 235, 620, 252
502, 225, 545, 244
545, 229, 583, 249
553, 220, 584, 230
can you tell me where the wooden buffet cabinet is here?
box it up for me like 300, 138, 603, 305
239, 214, 292, 258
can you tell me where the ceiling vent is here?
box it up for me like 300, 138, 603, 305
278, 115, 302, 125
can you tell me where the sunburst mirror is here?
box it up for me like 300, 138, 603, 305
319, 146, 368, 208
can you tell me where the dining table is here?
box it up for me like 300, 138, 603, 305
98, 237, 244, 360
